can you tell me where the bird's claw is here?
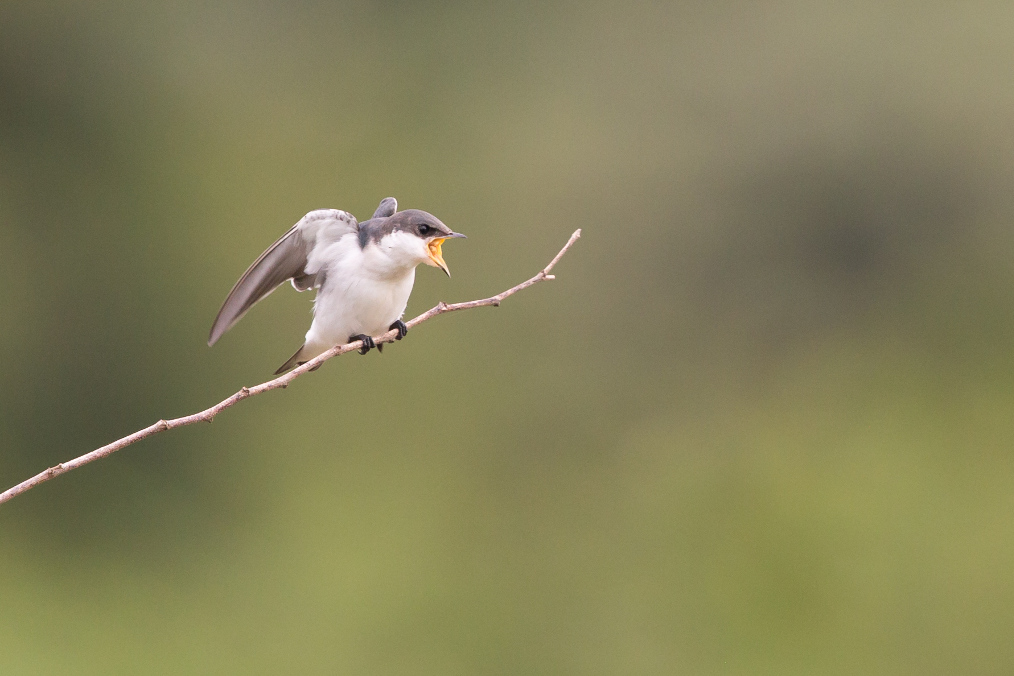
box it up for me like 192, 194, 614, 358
350, 334, 376, 355
349, 322, 405, 356
389, 320, 408, 340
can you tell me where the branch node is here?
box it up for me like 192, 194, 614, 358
240, 386, 250, 396
158, 419, 170, 431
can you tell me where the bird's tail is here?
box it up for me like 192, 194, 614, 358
275, 344, 310, 375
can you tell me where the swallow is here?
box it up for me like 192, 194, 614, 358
208, 197, 465, 373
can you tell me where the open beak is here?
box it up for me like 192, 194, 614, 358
426, 232, 466, 277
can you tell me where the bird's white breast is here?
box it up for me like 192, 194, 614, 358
301, 232, 417, 352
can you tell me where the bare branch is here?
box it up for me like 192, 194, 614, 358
0, 229, 582, 506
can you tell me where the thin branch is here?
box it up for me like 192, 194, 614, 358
0, 229, 582, 506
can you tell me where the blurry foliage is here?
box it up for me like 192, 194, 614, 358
2, 1, 1014, 673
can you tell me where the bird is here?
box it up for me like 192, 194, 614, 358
208, 197, 465, 374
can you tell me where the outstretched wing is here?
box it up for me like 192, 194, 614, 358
208, 209, 357, 346
371, 197, 398, 219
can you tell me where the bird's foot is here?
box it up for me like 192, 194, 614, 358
389, 320, 408, 340
349, 334, 376, 355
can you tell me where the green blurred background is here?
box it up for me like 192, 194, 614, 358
3, 2, 1014, 673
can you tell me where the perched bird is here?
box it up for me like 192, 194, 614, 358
208, 197, 465, 374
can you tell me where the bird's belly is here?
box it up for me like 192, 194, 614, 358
305, 270, 414, 347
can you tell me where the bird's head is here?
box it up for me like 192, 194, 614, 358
380, 209, 466, 276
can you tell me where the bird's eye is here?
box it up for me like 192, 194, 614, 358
418, 224, 431, 236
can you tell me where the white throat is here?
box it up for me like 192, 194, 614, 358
362, 231, 429, 280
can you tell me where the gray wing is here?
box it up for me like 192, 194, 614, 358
372, 197, 398, 219
208, 209, 357, 346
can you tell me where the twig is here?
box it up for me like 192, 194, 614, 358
0, 229, 582, 506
